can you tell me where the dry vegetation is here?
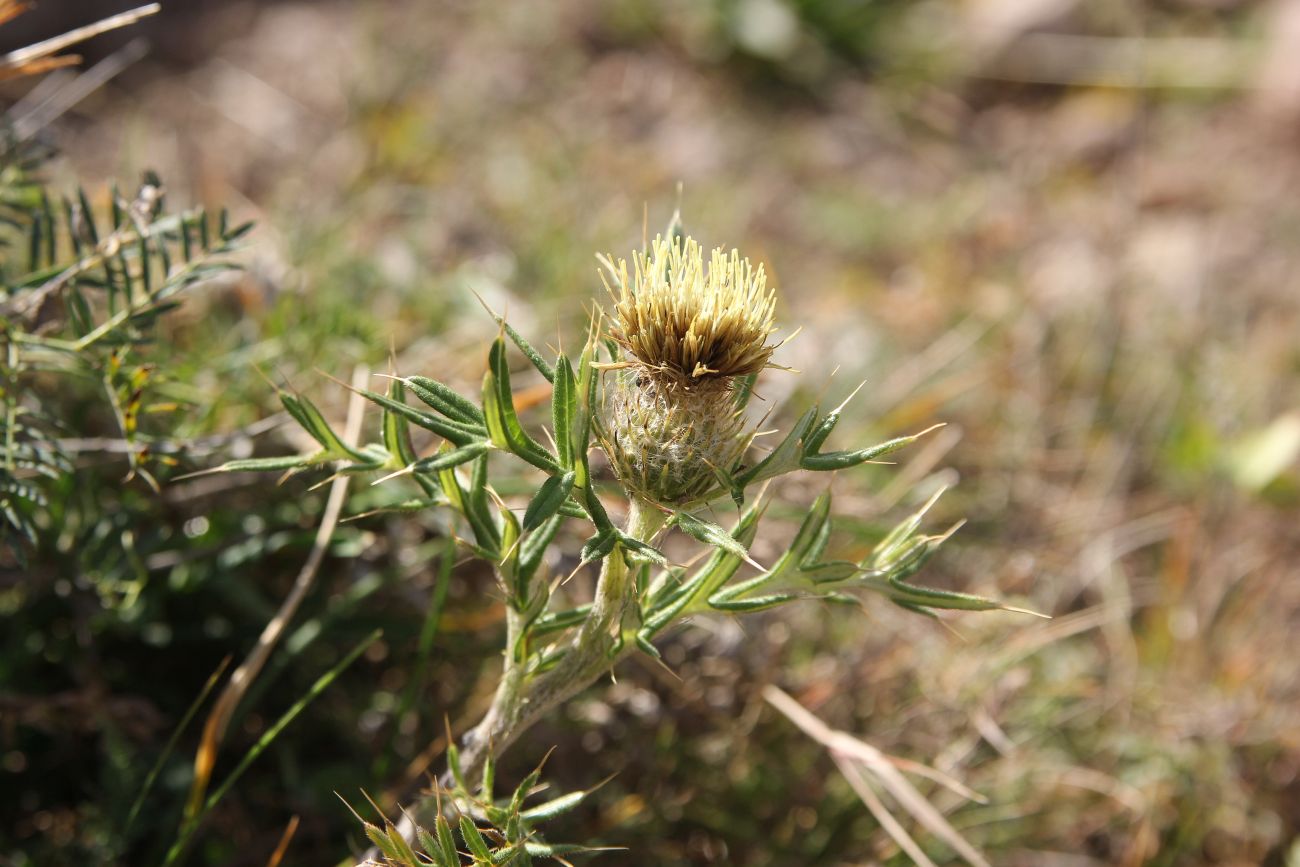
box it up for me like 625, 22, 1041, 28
5, 0, 1300, 864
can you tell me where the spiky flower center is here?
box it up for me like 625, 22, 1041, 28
603, 235, 778, 382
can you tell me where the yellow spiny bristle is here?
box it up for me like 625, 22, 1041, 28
603, 235, 779, 382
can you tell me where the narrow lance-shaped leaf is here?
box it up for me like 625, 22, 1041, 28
571, 330, 598, 489
435, 815, 459, 866
801, 423, 944, 472
523, 471, 574, 531
552, 354, 577, 469
404, 374, 485, 427
531, 604, 592, 636
579, 528, 617, 564
735, 406, 818, 489
465, 455, 502, 556
382, 378, 419, 469
518, 512, 564, 588
459, 815, 494, 863
363, 824, 399, 862
617, 531, 669, 567
280, 391, 371, 461
477, 300, 556, 382
519, 789, 590, 823
383, 822, 420, 866
414, 827, 441, 865
764, 490, 833, 581
707, 591, 801, 613
674, 511, 755, 565
802, 381, 866, 457
358, 386, 484, 447
483, 338, 560, 472
412, 441, 490, 474
434, 450, 500, 557
640, 501, 765, 636
216, 455, 319, 473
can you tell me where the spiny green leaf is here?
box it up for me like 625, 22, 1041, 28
744, 490, 832, 589
552, 355, 577, 469
480, 309, 555, 383
580, 528, 617, 564
640, 501, 764, 636
459, 455, 502, 557
382, 378, 419, 469
674, 511, 752, 563
435, 815, 459, 865
480, 751, 496, 803
414, 441, 491, 474
523, 471, 574, 531
518, 512, 564, 587
365, 823, 400, 861
735, 406, 818, 489
800, 561, 859, 584
519, 790, 589, 823
617, 532, 668, 567
572, 334, 598, 489
484, 338, 560, 472
531, 604, 591, 636
215, 455, 318, 473
416, 826, 441, 864
459, 815, 494, 862
360, 386, 484, 447
802, 381, 866, 457
801, 424, 943, 472
446, 743, 467, 794
405, 375, 486, 426
279, 392, 367, 461
385, 821, 421, 865
707, 591, 799, 612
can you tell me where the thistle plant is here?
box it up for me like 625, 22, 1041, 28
214, 222, 1024, 859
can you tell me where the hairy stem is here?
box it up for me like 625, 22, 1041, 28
388, 497, 665, 845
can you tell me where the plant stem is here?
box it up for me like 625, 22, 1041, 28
388, 497, 665, 847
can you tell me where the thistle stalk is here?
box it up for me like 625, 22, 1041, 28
395, 497, 666, 836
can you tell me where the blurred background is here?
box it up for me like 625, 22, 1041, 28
3, 0, 1300, 864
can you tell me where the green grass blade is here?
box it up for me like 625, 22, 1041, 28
123, 656, 231, 837
162, 630, 381, 867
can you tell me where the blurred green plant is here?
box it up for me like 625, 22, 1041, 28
0, 155, 250, 548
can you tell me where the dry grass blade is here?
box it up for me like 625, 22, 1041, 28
0, 1, 32, 29
8, 38, 150, 139
0, 54, 78, 82
0, 3, 159, 74
185, 365, 370, 819
763, 685, 991, 867
265, 815, 300, 867
831, 752, 938, 867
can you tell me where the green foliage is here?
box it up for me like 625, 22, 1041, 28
355, 752, 603, 866
0, 155, 248, 547
220, 320, 999, 644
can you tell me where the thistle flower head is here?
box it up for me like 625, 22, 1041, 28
595, 233, 783, 506
603, 235, 779, 382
